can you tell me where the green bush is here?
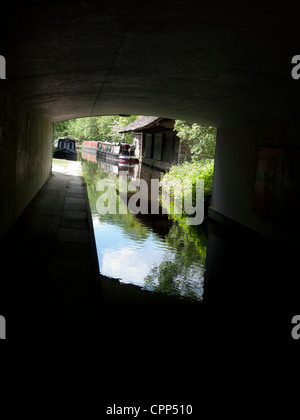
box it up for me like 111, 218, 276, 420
161, 159, 214, 198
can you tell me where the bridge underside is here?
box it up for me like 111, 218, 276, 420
2, 1, 300, 125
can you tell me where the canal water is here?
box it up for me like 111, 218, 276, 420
81, 152, 207, 302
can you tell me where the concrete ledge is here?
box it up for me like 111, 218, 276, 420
208, 207, 277, 248
140, 157, 171, 172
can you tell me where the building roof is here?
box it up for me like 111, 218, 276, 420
119, 116, 161, 133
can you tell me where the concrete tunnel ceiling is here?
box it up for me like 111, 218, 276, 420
2, 1, 300, 126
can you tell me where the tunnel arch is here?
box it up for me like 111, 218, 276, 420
2, 1, 300, 126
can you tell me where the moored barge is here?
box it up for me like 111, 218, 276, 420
82, 140, 139, 164
53, 137, 77, 161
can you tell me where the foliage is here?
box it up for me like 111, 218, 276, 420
110, 115, 139, 143
159, 120, 216, 216
161, 159, 214, 200
53, 115, 139, 144
53, 121, 70, 140
174, 120, 217, 160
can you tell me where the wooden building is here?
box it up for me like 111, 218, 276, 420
119, 116, 191, 171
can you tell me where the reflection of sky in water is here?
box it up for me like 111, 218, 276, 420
84, 159, 206, 301
92, 211, 205, 301
93, 215, 176, 287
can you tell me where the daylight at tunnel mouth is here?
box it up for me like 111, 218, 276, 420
52, 115, 213, 304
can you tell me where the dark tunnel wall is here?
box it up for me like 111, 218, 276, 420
0, 89, 53, 239
210, 122, 300, 246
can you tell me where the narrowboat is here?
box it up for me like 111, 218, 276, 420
81, 141, 99, 154
82, 140, 139, 164
53, 137, 77, 161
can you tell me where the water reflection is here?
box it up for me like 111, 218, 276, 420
81, 152, 207, 301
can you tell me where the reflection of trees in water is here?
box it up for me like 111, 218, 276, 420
144, 223, 207, 301
82, 157, 207, 300
144, 259, 204, 301
100, 211, 150, 242
82, 159, 150, 242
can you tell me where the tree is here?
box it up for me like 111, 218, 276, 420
53, 115, 140, 143
174, 120, 217, 160
110, 115, 140, 143
53, 121, 70, 140
160, 120, 217, 201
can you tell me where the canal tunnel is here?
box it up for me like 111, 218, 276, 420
1, 1, 300, 341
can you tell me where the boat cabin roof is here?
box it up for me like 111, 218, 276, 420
58, 137, 75, 143
98, 140, 133, 146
